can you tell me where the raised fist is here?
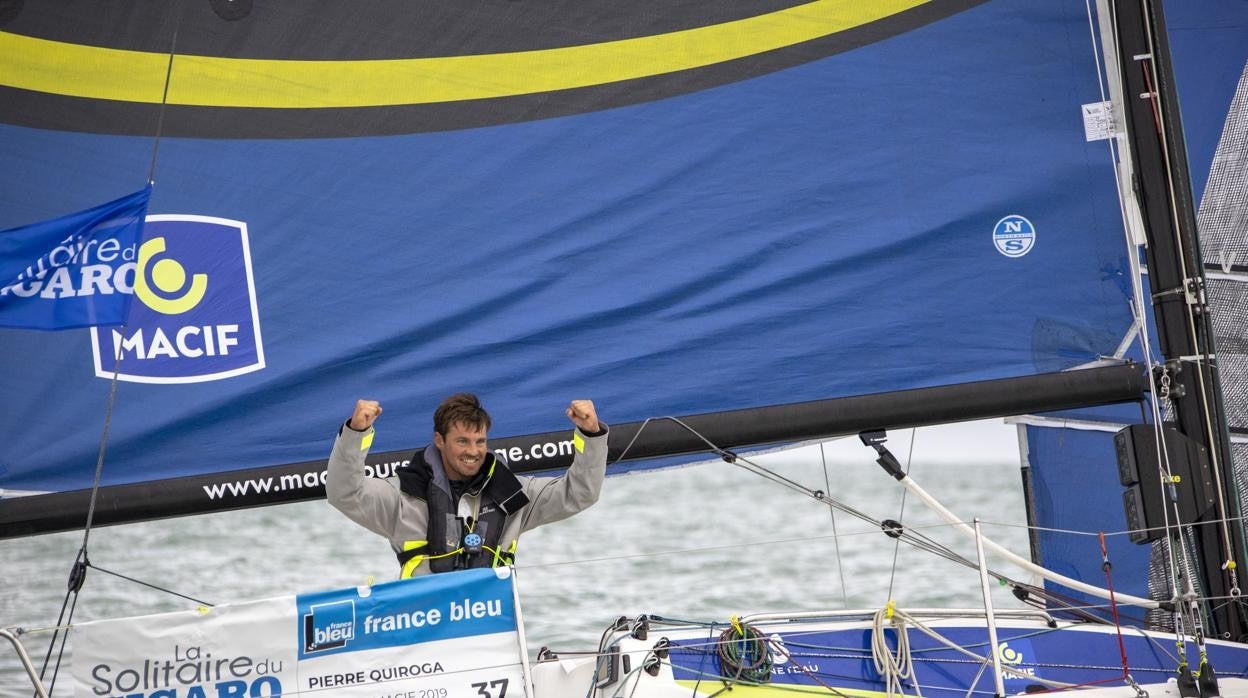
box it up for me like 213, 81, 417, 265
350, 399, 383, 431
565, 399, 600, 433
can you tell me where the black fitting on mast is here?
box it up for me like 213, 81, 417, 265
860, 430, 904, 480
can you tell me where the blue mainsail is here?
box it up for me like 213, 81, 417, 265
0, 0, 1233, 534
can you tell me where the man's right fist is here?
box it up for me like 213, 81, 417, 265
349, 399, 382, 431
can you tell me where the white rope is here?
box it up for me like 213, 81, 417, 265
899, 473, 1159, 609
871, 604, 920, 698
882, 606, 1078, 690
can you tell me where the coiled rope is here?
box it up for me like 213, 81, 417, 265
872, 601, 920, 698
871, 602, 1080, 693
717, 616, 772, 685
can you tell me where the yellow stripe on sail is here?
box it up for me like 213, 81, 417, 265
0, 0, 924, 108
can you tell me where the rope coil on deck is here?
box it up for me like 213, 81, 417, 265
717, 616, 772, 685
873, 601, 921, 698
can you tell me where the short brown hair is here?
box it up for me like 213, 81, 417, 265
433, 393, 492, 436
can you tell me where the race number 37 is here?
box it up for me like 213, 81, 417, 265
472, 678, 509, 698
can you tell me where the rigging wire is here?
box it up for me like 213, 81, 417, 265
606, 415, 1180, 626
885, 430, 918, 602
147, 26, 179, 185
989, 511, 1248, 538
35, 339, 125, 696
36, 8, 185, 696
611, 417, 979, 573
820, 442, 851, 609
84, 562, 214, 608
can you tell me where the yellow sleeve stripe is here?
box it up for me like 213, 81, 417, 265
572, 431, 585, 454
361, 431, 375, 451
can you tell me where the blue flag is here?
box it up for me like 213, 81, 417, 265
0, 186, 152, 330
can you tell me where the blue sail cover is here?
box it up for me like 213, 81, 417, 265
0, 0, 1177, 531
1021, 0, 1248, 621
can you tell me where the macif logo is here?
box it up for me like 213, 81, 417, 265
996, 639, 1039, 681
304, 600, 356, 654
89, 215, 265, 383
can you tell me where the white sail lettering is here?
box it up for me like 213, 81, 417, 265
109, 324, 242, 360
146, 329, 178, 358
113, 329, 147, 359
38, 267, 77, 298
113, 262, 135, 293
79, 264, 114, 295
176, 326, 204, 357
216, 325, 239, 355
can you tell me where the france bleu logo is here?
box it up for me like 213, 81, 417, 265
89, 215, 265, 383
303, 600, 357, 654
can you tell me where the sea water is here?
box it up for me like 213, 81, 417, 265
0, 432, 1036, 695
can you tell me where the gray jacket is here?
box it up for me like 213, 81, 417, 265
327, 422, 608, 577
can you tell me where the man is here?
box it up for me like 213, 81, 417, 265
327, 393, 608, 578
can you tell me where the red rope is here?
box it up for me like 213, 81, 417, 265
1024, 533, 1133, 694
1100, 531, 1134, 679
1139, 59, 1164, 136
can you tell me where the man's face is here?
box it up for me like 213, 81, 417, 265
434, 421, 488, 481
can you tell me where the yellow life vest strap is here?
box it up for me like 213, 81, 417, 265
398, 540, 465, 579
484, 539, 519, 568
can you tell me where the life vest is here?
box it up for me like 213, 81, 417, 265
393, 449, 529, 577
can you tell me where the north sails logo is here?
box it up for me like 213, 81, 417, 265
303, 600, 357, 653
90, 215, 265, 383
993, 214, 1036, 258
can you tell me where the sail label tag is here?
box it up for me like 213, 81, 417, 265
88, 215, 266, 384
1082, 101, 1115, 142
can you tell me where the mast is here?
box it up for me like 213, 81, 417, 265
1103, 0, 1247, 640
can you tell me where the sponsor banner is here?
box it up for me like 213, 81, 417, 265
72, 596, 294, 698
73, 568, 526, 698
296, 567, 518, 659
299, 632, 524, 698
